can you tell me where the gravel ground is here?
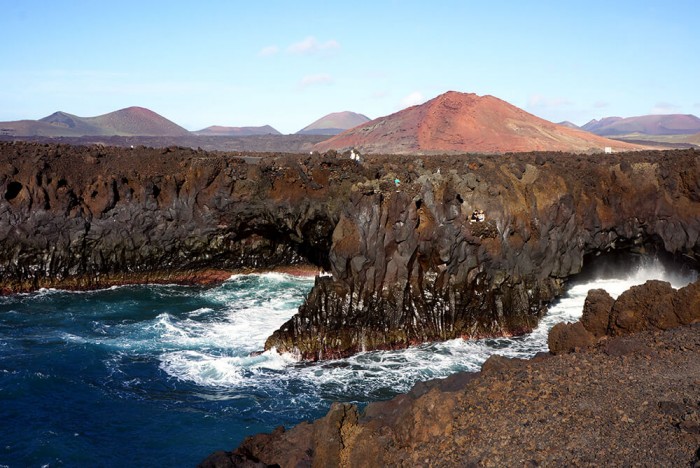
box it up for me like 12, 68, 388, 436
398, 325, 700, 467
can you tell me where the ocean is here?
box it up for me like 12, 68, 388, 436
0, 259, 696, 467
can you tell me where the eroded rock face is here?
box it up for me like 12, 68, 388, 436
0, 142, 360, 292
1, 142, 699, 361
267, 150, 700, 359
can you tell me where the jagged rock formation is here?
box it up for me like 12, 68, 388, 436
548, 279, 700, 354
0, 141, 361, 292
1, 142, 699, 362
266, 149, 700, 359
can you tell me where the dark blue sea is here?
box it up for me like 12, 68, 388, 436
1, 263, 695, 466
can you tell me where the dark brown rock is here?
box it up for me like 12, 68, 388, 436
609, 280, 678, 335
548, 321, 596, 355
196, 450, 268, 468
1, 141, 699, 363
602, 335, 648, 356
552, 279, 700, 355
672, 280, 700, 325
480, 354, 529, 373
580, 288, 614, 337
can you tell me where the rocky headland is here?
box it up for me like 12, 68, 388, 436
1, 142, 699, 361
200, 279, 700, 467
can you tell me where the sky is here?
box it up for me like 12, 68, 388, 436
1, 0, 699, 134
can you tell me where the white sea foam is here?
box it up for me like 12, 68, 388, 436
150, 261, 696, 398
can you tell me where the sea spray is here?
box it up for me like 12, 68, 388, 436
0, 260, 696, 466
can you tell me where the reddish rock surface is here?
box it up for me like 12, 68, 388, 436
314, 91, 644, 154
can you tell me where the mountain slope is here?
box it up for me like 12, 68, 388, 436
1, 107, 189, 137
83, 107, 190, 136
194, 125, 281, 136
582, 114, 700, 136
297, 111, 370, 135
314, 91, 642, 154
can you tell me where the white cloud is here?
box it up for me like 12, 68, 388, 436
694, 103, 700, 108
651, 101, 680, 114
400, 91, 425, 108
593, 101, 609, 109
299, 73, 334, 88
258, 45, 279, 57
288, 36, 340, 55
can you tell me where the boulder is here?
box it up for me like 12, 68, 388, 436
548, 321, 597, 355
580, 288, 614, 337
609, 280, 677, 335
550, 279, 700, 355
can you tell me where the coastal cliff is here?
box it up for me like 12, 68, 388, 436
0, 142, 357, 291
266, 149, 700, 359
1, 142, 699, 360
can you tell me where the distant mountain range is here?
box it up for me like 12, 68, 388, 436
314, 91, 641, 154
296, 111, 370, 135
4, 97, 696, 154
194, 125, 281, 136
581, 114, 700, 136
0, 107, 190, 137
0, 108, 366, 139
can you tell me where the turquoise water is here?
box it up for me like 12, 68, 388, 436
0, 262, 695, 466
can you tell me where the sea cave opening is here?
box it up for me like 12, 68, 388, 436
569, 247, 698, 290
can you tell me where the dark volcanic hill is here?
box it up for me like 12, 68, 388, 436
296, 111, 370, 135
582, 114, 700, 136
194, 125, 281, 136
0, 107, 190, 137
313, 91, 642, 154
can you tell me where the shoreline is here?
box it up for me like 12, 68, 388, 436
203, 324, 700, 467
0, 264, 322, 296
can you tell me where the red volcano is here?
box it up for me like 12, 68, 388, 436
314, 91, 643, 154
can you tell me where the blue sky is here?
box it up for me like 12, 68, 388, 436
1, 0, 698, 134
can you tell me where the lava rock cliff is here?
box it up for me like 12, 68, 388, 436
1, 142, 698, 360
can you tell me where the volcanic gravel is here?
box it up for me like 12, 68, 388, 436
398, 325, 700, 467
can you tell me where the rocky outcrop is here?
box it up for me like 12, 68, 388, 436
1, 142, 699, 360
0, 141, 361, 292
549, 279, 700, 354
